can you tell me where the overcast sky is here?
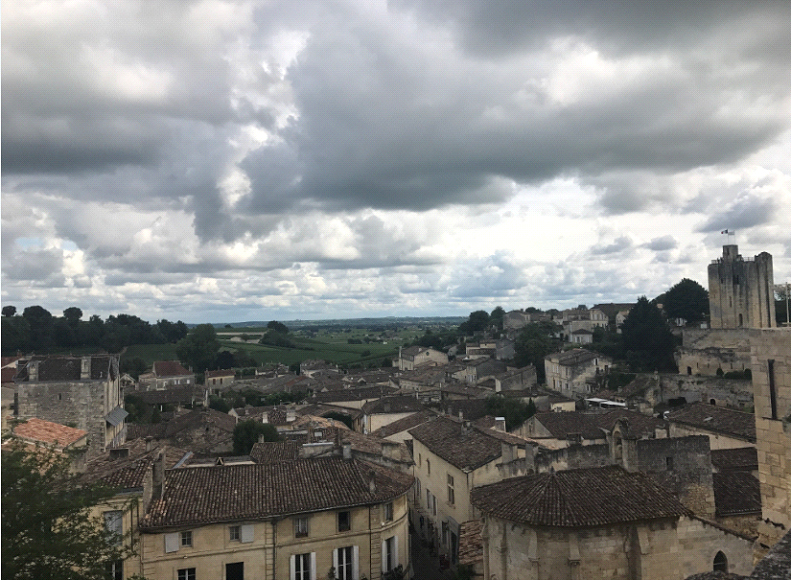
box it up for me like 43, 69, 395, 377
3, 0, 790, 323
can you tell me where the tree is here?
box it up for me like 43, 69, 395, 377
513, 321, 560, 383
485, 395, 537, 430
63, 307, 83, 326
22, 305, 54, 351
2, 305, 17, 317
2, 444, 135, 580
661, 278, 709, 323
621, 296, 677, 372
267, 320, 289, 334
459, 310, 490, 334
176, 324, 220, 372
490, 306, 506, 331
233, 420, 280, 454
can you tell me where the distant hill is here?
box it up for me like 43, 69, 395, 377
211, 316, 466, 329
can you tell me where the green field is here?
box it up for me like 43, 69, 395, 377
121, 322, 452, 369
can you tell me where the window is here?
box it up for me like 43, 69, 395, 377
447, 474, 455, 505
768, 359, 777, 419
713, 551, 728, 572
338, 510, 351, 532
432, 493, 437, 516
291, 553, 314, 580
426, 459, 430, 475
382, 536, 398, 573
415, 479, 421, 503
666, 457, 674, 471
294, 516, 309, 538
180, 530, 193, 547
384, 502, 393, 522
418, 453, 421, 467
106, 560, 122, 580
178, 569, 196, 580
104, 510, 123, 546
334, 546, 358, 580
226, 562, 244, 580
229, 525, 241, 541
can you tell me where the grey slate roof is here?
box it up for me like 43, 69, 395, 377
472, 465, 690, 528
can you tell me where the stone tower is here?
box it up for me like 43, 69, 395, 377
708, 245, 775, 329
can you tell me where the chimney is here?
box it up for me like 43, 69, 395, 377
494, 416, 506, 432
501, 443, 515, 464
152, 449, 166, 501
368, 469, 376, 493
343, 443, 353, 461
381, 440, 399, 461
462, 420, 471, 434
145, 436, 154, 452
81, 356, 91, 380
458, 410, 464, 421
28, 360, 39, 382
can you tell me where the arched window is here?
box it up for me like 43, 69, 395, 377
687, 366, 692, 375
710, 399, 716, 406
738, 313, 743, 327
713, 551, 728, 572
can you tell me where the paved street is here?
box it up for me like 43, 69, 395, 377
410, 532, 456, 580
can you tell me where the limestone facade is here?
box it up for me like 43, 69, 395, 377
750, 328, 791, 560
708, 245, 775, 330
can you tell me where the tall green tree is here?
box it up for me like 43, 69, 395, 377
2, 444, 135, 580
2, 305, 17, 317
232, 420, 281, 454
267, 320, 289, 334
459, 310, 490, 334
490, 306, 506, 331
513, 321, 560, 383
660, 278, 709, 323
621, 296, 676, 372
176, 324, 221, 372
22, 305, 54, 351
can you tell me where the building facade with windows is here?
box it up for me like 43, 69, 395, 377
138, 456, 413, 580
409, 416, 532, 566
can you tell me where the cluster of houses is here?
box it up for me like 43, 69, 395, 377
2, 243, 790, 580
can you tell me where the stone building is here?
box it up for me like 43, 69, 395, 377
708, 245, 776, 330
409, 416, 534, 565
13, 355, 126, 455
138, 455, 413, 580
750, 328, 791, 561
138, 360, 195, 391
472, 466, 754, 580
396, 346, 448, 371
544, 349, 612, 397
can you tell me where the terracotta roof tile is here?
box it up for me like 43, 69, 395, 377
667, 403, 756, 442
409, 416, 528, 471
373, 410, 437, 438
12, 417, 87, 447
205, 369, 235, 379
361, 395, 425, 415
458, 520, 483, 567
140, 457, 413, 530
713, 472, 761, 516
249, 441, 299, 463
710, 447, 758, 472
532, 411, 605, 440
472, 466, 690, 528
153, 360, 192, 377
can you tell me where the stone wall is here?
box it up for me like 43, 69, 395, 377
482, 515, 753, 580
658, 374, 753, 409
15, 377, 122, 454
750, 328, 791, 559
677, 328, 753, 378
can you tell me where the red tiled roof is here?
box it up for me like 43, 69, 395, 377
472, 466, 690, 528
140, 457, 413, 530
153, 360, 193, 377
710, 447, 758, 472
12, 417, 87, 447
250, 441, 299, 463
409, 416, 525, 471
373, 410, 437, 438
666, 403, 756, 442
205, 369, 235, 379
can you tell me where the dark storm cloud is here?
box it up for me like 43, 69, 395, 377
696, 195, 777, 233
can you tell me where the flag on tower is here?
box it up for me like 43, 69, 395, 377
721, 229, 730, 234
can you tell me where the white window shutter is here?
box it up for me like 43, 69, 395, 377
394, 535, 399, 568
352, 545, 360, 580
290, 555, 296, 580
310, 552, 316, 580
333, 549, 338, 575
241, 524, 254, 543
164, 532, 179, 553
381, 540, 387, 573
